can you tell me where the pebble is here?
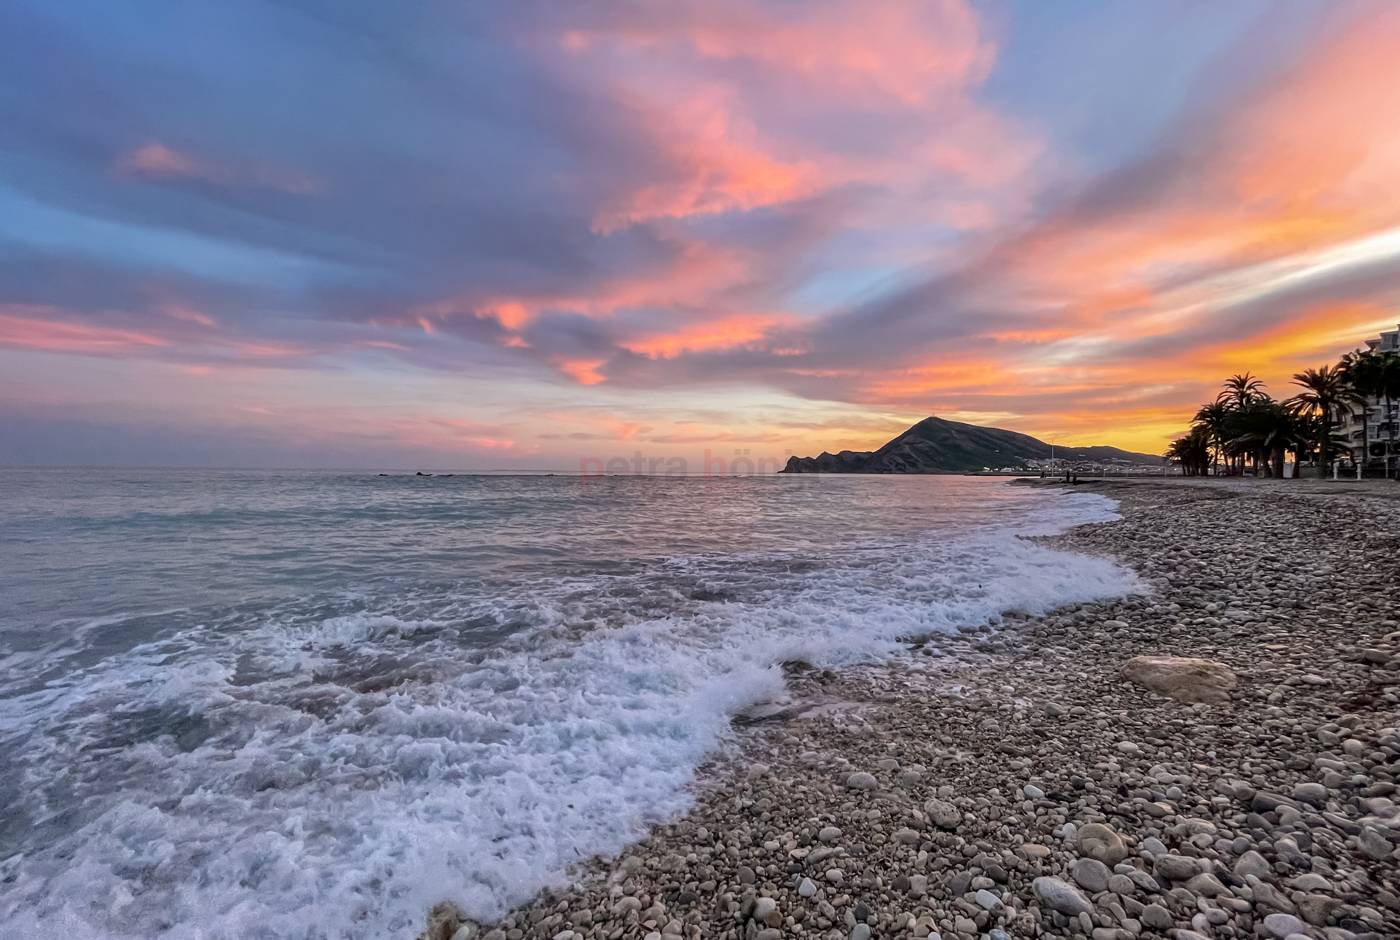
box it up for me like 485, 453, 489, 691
1070, 858, 1110, 893
1262, 912, 1307, 939
472, 484, 1400, 940
1077, 822, 1128, 865
1031, 877, 1094, 916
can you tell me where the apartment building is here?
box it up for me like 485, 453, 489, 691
1346, 323, 1400, 471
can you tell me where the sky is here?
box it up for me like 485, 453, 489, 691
3, 0, 1400, 470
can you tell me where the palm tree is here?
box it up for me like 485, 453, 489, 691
1286, 365, 1356, 477
1222, 398, 1298, 478
1191, 401, 1232, 475
1168, 428, 1212, 476
1217, 372, 1266, 409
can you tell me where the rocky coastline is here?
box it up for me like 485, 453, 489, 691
426, 478, 1400, 940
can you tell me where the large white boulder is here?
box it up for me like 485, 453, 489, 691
1121, 655, 1237, 705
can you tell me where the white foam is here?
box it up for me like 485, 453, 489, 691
0, 489, 1137, 939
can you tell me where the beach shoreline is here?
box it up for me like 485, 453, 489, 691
427, 478, 1400, 940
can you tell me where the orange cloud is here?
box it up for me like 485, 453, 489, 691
1191, 303, 1395, 375
558, 358, 606, 385
856, 6, 1400, 454
622, 312, 792, 358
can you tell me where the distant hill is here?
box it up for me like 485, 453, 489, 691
780, 416, 1162, 474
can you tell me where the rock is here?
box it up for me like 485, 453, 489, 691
1077, 822, 1129, 865
1252, 881, 1295, 913
924, 798, 962, 829
1140, 903, 1173, 930
1185, 872, 1226, 898
893, 826, 921, 845
1031, 877, 1094, 916
798, 877, 817, 898
1291, 873, 1331, 892
1292, 782, 1329, 806
1120, 655, 1237, 704
1262, 913, 1307, 938
1071, 858, 1111, 893
751, 898, 778, 926
424, 903, 463, 940
1295, 892, 1340, 926
850, 926, 870, 940
974, 888, 1002, 910
1359, 825, 1393, 860
845, 772, 877, 790
818, 825, 842, 843
1253, 791, 1296, 813
1154, 854, 1203, 881
611, 897, 642, 917
1234, 849, 1271, 880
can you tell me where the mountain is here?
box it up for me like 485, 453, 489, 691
780, 416, 1162, 474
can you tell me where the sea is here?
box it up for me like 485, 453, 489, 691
0, 468, 1139, 939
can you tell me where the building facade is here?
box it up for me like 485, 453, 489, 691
1344, 323, 1400, 473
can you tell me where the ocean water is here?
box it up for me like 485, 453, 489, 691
0, 469, 1138, 939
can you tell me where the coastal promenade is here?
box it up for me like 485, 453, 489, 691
427, 479, 1400, 940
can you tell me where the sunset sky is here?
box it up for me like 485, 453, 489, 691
3, 1, 1399, 469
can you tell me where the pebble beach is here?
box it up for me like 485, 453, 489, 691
425, 478, 1400, 940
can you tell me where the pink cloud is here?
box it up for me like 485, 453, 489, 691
554, 0, 1035, 234
557, 358, 607, 385
559, 0, 993, 106
160, 303, 218, 328
113, 140, 323, 195
0, 307, 171, 355
116, 142, 201, 177
590, 87, 820, 231
621, 312, 793, 358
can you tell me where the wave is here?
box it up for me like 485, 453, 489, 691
0, 489, 1137, 939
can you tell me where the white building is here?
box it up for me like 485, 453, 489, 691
1345, 323, 1400, 472
1366, 323, 1399, 354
